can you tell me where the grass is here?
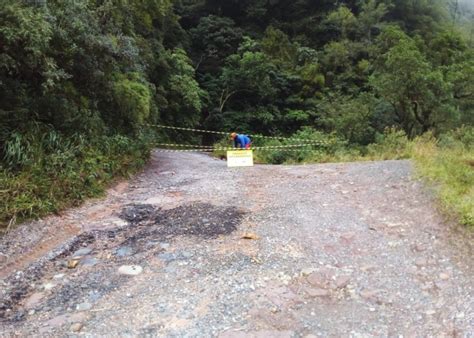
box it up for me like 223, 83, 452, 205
411, 133, 473, 227
0, 132, 153, 232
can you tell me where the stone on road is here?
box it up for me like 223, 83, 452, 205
118, 265, 143, 276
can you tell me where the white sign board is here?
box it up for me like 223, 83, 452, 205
227, 150, 254, 167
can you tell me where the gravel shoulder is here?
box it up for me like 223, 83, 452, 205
1, 152, 473, 337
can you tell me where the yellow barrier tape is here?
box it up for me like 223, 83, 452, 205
154, 148, 320, 153
146, 124, 331, 144
153, 143, 322, 151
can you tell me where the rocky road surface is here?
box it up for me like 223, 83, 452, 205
1, 152, 473, 337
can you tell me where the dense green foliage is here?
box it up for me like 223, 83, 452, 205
177, 0, 473, 140
1, 0, 473, 227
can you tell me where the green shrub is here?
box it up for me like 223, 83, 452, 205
253, 128, 347, 164
112, 73, 152, 128
366, 127, 413, 160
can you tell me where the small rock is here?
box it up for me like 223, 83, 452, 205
301, 268, 316, 277
112, 219, 128, 227
157, 253, 176, 262
414, 244, 427, 252
160, 243, 170, 249
115, 246, 134, 257
70, 323, 83, 332
164, 266, 177, 274
73, 248, 92, 257
45, 314, 68, 327
76, 302, 92, 311
43, 283, 55, 291
24, 292, 45, 309
307, 272, 327, 288
306, 288, 330, 297
334, 275, 351, 289
456, 312, 465, 319
360, 289, 380, 301
82, 257, 99, 267
39, 327, 51, 335
68, 259, 80, 269
435, 281, 449, 290
340, 233, 355, 243
118, 265, 143, 276
53, 274, 65, 279
426, 309, 436, 315
181, 251, 193, 259
242, 233, 260, 240
415, 258, 427, 267
68, 312, 88, 322
439, 273, 450, 280
360, 265, 376, 272
28, 310, 35, 316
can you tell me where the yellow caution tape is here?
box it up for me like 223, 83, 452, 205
145, 124, 331, 144
154, 147, 321, 153
155, 143, 326, 151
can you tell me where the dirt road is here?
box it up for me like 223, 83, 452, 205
1, 152, 473, 337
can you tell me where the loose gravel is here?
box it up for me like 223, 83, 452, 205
0, 152, 472, 337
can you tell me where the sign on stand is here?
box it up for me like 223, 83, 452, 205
227, 150, 254, 167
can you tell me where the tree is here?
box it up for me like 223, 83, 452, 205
159, 49, 204, 128
429, 29, 467, 66
371, 38, 455, 136
189, 15, 243, 72
324, 5, 357, 39
261, 26, 298, 67
0, 2, 60, 132
318, 93, 377, 144
448, 0, 460, 25
446, 57, 474, 124
357, 0, 390, 42
218, 51, 277, 113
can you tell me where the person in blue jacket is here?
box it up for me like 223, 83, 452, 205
230, 132, 252, 149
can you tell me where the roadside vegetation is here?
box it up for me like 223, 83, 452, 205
411, 128, 473, 227
1, 0, 473, 229
0, 129, 153, 231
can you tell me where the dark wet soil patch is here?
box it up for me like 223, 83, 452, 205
120, 203, 245, 238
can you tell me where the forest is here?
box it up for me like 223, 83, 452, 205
0, 0, 473, 228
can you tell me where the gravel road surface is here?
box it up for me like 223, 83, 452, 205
1, 152, 473, 337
